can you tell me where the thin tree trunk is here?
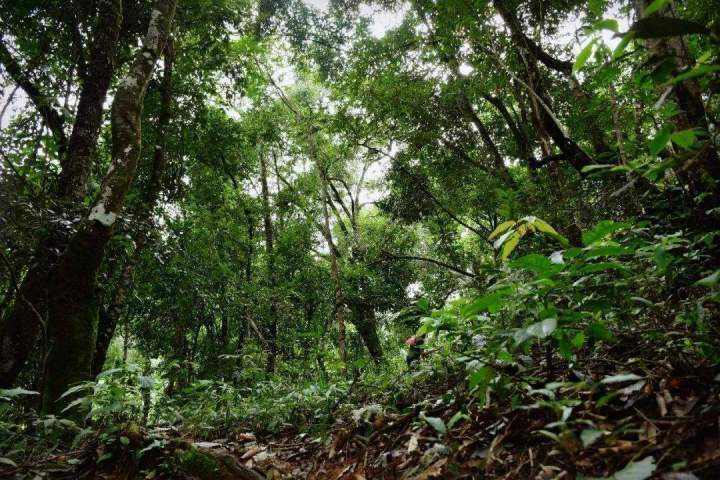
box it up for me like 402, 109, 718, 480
492, 0, 610, 157
491, 0, 595, 172
322, 192, 347, 374
456, 90, 517, 188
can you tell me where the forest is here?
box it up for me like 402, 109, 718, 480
1, 0, 720, 478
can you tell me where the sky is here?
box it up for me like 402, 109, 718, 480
303, 0, 407, 37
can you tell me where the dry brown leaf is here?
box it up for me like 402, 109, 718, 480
241, 446, 265, 460
414, 458, 447, 480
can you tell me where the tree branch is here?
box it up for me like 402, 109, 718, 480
0, 37, 67, 155
383, 253, 476, 278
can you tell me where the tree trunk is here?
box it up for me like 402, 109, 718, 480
40, 0, 177, 413
0, 0, 124, 389
492, 0, 595, 172
92, 260, 133, 377
92, 38, 175, 377
635, 0, 720, 203
58, 0, 124, 201
350, 302, 382, 362
259, 148, 278, 373
322, 193, 347, 374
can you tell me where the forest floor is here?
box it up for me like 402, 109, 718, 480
178, 335, 720, 479
5, 328, 720, 480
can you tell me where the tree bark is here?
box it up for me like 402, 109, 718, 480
350, 302, 382, 362
0, 0, 124, 388
259, 147, 278, 373
58, 0, 124, 201
40, 0, 177, 413
635, 0, 720, 202
92, 38, 175, 377
491, 0, 597, 172
322, 191, 347, 374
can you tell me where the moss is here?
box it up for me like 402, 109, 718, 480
177, 448, 220, 480
41, 293, 100, 417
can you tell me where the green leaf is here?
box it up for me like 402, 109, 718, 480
500, 231, 521, 260
596, 391, 618, 408
120, 436, 130, 446
671, 129, 697, 149
421, 413, 446, 435
612, 33, 634, 59
417, 298, 430, 312
139, 439, 165, 456
601, 373, 643, 384
669, 64, 720, 84
643, 0, 671, 16
526, 318, 557, 339
589, 0, 605, 16
581, 163, 615, 174
530, 218, 559, 236
58, 383, 94, 401
630, 17, 709, 39
488, 220, 516, 240
653, 246, 674, 272
649, 124, 672, 155
571, 332, 585, 349
0, 457, 18, 467
468, 366, 495, 390
461, 288, 512, 316
614, 456, 656, 480
588, 321, 613, 342
696, 270, 720, 287
580, 429, 604, 448
594, 19, 619, 32
510, 254, 562, 277
582, 220, 629, 246
574, 39, 597, 73
536, 429, 559, 441
0, 387, 40, 399
61, 397, 90, 414
447, 411, 468, 429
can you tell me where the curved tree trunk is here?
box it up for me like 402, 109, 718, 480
92, 38, 176, 377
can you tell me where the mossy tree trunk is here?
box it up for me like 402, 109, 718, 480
350, 302, 382, 362
40, 0, 178, 412
0, 0, 124, 388
93, 38, 175, 377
